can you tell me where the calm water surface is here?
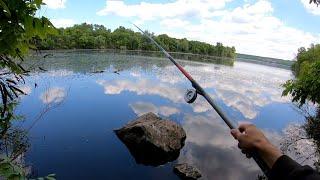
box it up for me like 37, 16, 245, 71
17, 51, 305, 179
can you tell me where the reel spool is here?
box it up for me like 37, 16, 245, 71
184, 89, 197, 104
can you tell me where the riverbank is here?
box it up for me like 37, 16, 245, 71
31, 49, 294, 69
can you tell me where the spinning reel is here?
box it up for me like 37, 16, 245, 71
184, 88, 198, 104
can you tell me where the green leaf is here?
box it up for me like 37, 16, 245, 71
34, 0, 42, 8
0, 0, 11, 17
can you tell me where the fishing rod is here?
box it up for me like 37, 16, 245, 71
133, 24, 270, 176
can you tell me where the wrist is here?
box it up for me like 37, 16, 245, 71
255, 142, 283, 168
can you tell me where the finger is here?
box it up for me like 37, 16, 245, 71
237, 134, 254, 150
238, 143, 245, 150
241, 149, 246, 154
231, 129, 242, 140
238, 123, 254, 133
238, 143, 241, 149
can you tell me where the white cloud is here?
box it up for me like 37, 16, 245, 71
300, 0, 320, 15
97, 0, 233, 21
51, 18, 75, 28
97, 0, 320, 59
130, 101, 180, 117
40, 87, 65, 104
160, 19, 190, 29
43, 0, 66, 9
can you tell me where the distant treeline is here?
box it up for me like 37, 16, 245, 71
237, 53, 293, 69
35, 23, 236, 59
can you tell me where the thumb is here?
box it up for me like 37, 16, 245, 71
231, 129, 242, 140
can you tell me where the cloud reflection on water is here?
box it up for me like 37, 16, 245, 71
19, 85, 32, 95
47, 69, 74, 77
130, 101, 180, 117
155, 62, 291, 119
179, 111, 285, 180
179, 111, 260, 180
40, 87, 66, 104
97, 61, 292, 120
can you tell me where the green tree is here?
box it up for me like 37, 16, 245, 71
35, 23, 237, 58
282, 44, 320, 107
0, 0, 55, 114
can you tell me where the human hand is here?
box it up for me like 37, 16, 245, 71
231, 124, 283, 168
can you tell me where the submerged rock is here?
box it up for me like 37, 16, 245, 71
114, 112, 186, 166
173, 163, 202, 180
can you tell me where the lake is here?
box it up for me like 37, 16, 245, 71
15, 50, 306, 179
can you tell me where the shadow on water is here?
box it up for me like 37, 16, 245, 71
115, 133, 182, 167
0, 87, 66, 179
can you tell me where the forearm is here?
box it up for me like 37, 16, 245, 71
269, 155, 320, 180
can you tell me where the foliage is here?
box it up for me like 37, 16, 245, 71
282, 44, 320, 107
0, 0, 56, 179
304, 110, 320, 151
0, 156, 27, 179
310, 0, 320, 6
291, 44, 320, 77
0, 0, 55, 115
0, 101, 20, 136
0, 157, 56, 180
36, 23, 237, 59
282, 60, 320, 106
0, 101, 57, 179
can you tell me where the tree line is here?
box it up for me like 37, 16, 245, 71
35, 23, 236, 59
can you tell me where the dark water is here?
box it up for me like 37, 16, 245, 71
16, 51, 305, 179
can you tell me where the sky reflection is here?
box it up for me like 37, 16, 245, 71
18, 52, 307, 179
40, 87, 66, 104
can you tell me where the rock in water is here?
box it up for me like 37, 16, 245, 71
114, 112, 186, 166
173, 164, 202, 180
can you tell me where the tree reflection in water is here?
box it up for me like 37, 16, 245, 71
0, 87, 66, 179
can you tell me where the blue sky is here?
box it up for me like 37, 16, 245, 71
40, 0, 320, 59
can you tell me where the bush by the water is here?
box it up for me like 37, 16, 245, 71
283, 43, 320, 171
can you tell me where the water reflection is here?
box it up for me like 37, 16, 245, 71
181, 63, 291, 119
40, 87, 66, 104
47, 70, 74, 77
97, 60, 291, 120
178, 111, 284, 180
19, 85, 32, 95
14, 51, 308, 179
179, 111, 260, 180
130, 102, 180, 117
97, 79, 184, 103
